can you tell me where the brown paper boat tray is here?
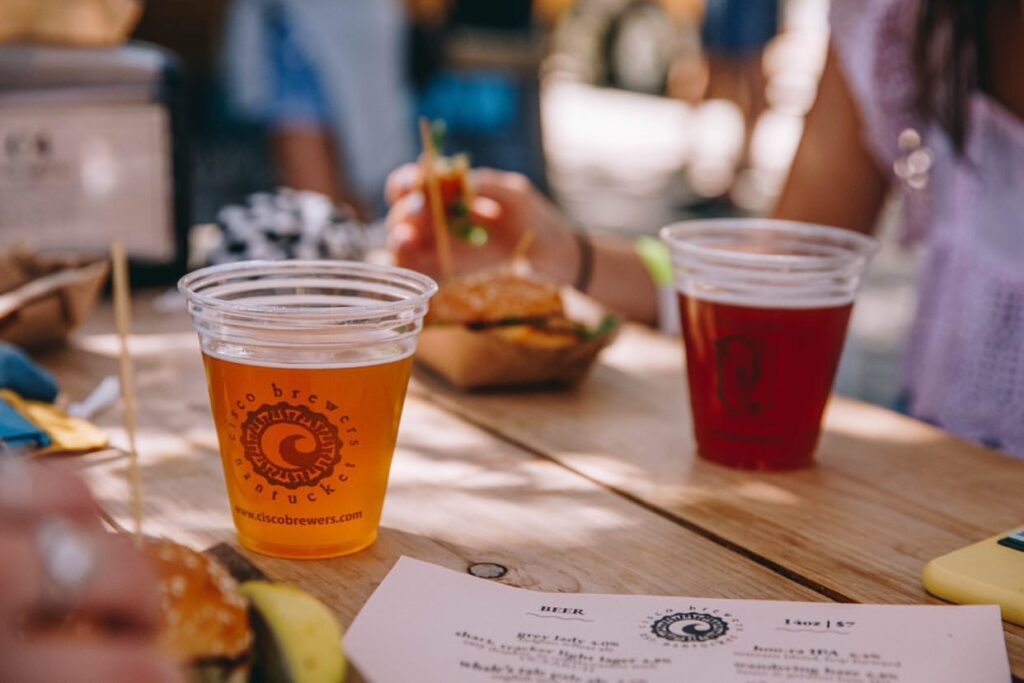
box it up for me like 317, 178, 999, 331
0, 249, 109, 349
416, 286, 621, 391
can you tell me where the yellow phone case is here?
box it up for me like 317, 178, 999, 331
923, 528, 1024, 626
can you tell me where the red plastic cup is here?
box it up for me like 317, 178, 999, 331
661, 219, 879, 470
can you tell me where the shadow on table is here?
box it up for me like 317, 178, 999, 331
77, 438, 237, 546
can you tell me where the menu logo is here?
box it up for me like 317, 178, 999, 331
640, 608, 742, 648
241, 402, 342, 489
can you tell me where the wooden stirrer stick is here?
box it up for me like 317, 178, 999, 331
419, 118, 454, 281
110, 241, 143, 544
509, 229, 535, 266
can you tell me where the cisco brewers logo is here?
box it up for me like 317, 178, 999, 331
240, 402, 342, 489
640, 607, 742, 648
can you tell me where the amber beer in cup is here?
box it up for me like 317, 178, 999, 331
179, 261, 436, 558
661, 220, 878, 470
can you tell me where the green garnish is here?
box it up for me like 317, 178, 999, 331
431, 120, 447, 153
581, 315, 621, 341
452, 220, 489, 246
465, 225, 489, 246
430, 124, 487, 246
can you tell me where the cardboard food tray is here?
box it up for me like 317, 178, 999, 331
0, 0, 143, 46
416, 286, 620, 390
0, 249, 109, 349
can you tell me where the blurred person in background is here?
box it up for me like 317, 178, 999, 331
388, 0, 1024, 457
408, 0, 550, 186
664, 0, 781, 133
696, 0, 779, 168
0, 463, 181, 683
222, 0, 414, 219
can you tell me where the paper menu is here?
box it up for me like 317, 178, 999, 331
344, 557, 1010, 683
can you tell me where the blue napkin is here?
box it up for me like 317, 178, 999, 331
0, 342, 59, 402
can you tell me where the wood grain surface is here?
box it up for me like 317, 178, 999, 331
46, 297, 822, 629
414, 324, 1024, 674
39, 295, 1022, 677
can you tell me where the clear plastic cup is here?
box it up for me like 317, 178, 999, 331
179, 260, 437, 558
660, 219, 879, 470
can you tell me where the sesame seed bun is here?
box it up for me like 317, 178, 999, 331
143, 539, 252, 669
427, 270, 564, 326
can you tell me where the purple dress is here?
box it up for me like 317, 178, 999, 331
831, 0, 1024, 456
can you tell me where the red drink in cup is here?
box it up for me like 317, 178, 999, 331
678, 297, 854, 469
661, 220, 879, 470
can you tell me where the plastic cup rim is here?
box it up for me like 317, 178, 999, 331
659, 218, 880, 269
177, 259, 439, 322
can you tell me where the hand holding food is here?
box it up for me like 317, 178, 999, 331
0, 463, 183, 683
387, 165, 579, 284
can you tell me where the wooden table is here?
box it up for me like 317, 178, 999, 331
41, 294, 1024, 679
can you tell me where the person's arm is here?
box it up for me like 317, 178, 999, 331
387, 46, 885, 325
585, 44, 888, 321
772, 45, 888, 233
528, 223, 659, 325
582, 234, 659, 324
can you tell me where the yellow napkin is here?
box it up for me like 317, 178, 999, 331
0, 389, 108, 455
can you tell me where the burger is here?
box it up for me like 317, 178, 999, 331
144, 539, 253, 682
426, 270, 596, 350
416, 269, 621, 389
143, 538, 346, 683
